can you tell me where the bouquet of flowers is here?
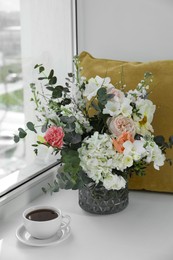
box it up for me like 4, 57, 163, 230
14, 57, 173, 193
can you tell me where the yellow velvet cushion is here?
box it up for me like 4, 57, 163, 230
79, 51, 173, 193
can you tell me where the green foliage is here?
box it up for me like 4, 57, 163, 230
61, 149, 81, 175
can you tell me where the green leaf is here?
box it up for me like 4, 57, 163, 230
34, 148, 38, 155
64, 122, 76, 133
49, 76, 57, 85
154, 135, 165, 146
34, 64, 41, 69
52, 86, 63, 98
97, 87, 108, 106
18, 128, 27, 138
91, 101, 101, 112
68, 72, 73, 77
107, 93, 115, 100
41, 123, 48, 133
48, 69, 54, 79
38, 77, 47, 80
14, 135, 20, 143
46, 86, 54, 91
39, 66, 45, 73
60, 116, 76, 124
61, 98, 71, 105
65, 132, 81, 144
26, 122, 37, 133
30, 83, 35, 88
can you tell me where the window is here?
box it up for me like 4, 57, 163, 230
0, 0, 76, 198
0, 0, 26, 185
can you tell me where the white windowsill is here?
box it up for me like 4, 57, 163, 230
0, 161, 60, 219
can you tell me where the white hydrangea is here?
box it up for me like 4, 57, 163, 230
103, 174, 126, 190
78, 132, 126, 190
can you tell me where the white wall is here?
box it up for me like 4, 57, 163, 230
20, 0, 75, 161
77, 0, 173, 61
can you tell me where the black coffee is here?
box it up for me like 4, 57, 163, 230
26, 209, 58, 221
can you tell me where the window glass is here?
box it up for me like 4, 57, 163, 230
0, 0, 75, 197
0, 0, 26, 182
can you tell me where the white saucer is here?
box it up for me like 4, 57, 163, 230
16, 224, 71, 247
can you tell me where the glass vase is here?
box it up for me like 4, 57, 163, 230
78, 183, 129, 215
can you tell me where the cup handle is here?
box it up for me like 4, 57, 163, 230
61, 215, 71, 229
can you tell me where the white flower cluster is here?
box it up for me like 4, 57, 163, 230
78, 132, 126, 190
122, 137, 165, 170
78, 132, 165, 190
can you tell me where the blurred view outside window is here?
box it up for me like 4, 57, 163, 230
0, 0, 26, 181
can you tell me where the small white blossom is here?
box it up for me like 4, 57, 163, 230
83, 76, 114, 100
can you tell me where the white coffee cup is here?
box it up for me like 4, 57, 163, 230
23, 205, 71, 239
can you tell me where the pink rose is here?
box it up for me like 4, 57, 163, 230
107, 115, 136, 138
107, 87, 125, 102
44, 126, 64, 149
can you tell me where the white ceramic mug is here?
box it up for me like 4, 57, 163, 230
23, 205, 71, 239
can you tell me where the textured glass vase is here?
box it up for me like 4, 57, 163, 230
79, 183, 129, 215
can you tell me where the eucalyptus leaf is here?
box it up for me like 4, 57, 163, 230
18, 128, 27, 138
27, 122, 37, 133
48, 69, 54, 79
41, 123, 48, 133
60, 98, 71, 105
65, 132, 81, 144
34, 148, 38, 155
49, 76, 57, 85
154, 135, 165, 146
39, 66, 45, 73
64, 122, 76, 133
60, 116, 76, 124
97, 87, 108, 106
46, 86, 54, 91
68, 72, 73, 77
14, 135, 20, 143
52, 86, 63, 98
91, 101, 101, 112
34, 64, 42, 69
38, 77, 47, 80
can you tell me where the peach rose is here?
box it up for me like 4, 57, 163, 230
112, 132, 134, 153
107, 115, 136, 138
44, 126, 64, 149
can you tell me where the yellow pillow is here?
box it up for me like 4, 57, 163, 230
79, 51, 173, 193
